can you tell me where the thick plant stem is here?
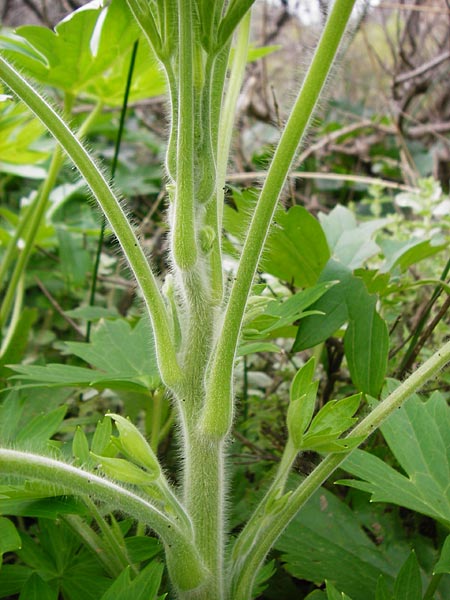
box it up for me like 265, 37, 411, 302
201, 0, 357, 439
231, 339, 450, 599
182, 433, 225, 599
0, 56, 182, 389
172, 0, 197, 270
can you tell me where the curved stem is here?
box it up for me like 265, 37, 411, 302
201, 0, 357, 439
231, 339, 450, 599
0, 448, 207, 592
0, 56, 182, 389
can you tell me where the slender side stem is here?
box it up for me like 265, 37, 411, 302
0, 56, 182, 389
0, 274, 24, 355
83, 496, 135, 575
231, 339, 450, 599
172, 0, 197, 270
0, 146, 64, 329
62, 514, 123, 578
201, 0, 357, 439
0, 449, 207, 592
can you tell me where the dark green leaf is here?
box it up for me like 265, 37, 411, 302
18, 573, 58, 600
0, 565, 32, 598
0, 517, 22, 564
100, 562, 164, 600
276, 487, 398, 599
344, 288, 389, 397
434, 535, 450, 575
15, 405, 67, 450
393, 552, 421, 600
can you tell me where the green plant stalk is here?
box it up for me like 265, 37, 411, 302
423, 573, 444, 600
201, 0, 357, 439
172, 0, 197, 270
83, 496, 135, 575
62, 514, 123, 578
231, 338, 450, 599
0, 449, 207, 592
206, 12, 250, 305
0, 145, 64, 329
0, 56, 182, 389
0, 273, 24, 355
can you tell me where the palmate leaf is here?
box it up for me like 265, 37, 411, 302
9, 318, 160, 394
275, 486, 401, 599
100, 562, 163, 600
340, 390, 450, 526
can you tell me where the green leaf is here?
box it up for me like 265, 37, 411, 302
326, 580, 353, 600
319, 205, 387, 269
9, 318, 161, 393
375, 575, 391, 600
293, 261, 362, 351
0, 565, 32, 598
344, 288, 389, 397
0, 0, 139, 98
342, 391, 450, 525
434, 535, 450, 575
15, 405, 67, 451
379, 236, 447, 273
276, 487, 398, 599
18, 573, 58, 600
125, 536, 162, 564
262, 206, 331, 287
100, 562, 164, 600
90, 453, 158, 485
72, 427, 90, 465
393, 552, 421, 600
0, 517, 22, 565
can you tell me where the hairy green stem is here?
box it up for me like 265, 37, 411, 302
0, 449, 207, 592
231, 339, 450, 599
172, 0, 197, 270
0, 56, 182, 389
201, 0, 357, 439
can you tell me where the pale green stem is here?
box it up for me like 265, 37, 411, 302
150, 388, 164, 453
216, 10, 251, 229
206, 13, 251, 306
83, 496, 134, 575
231, 339, 450, 599
172, 0, 197, 270
201, 0, 357, 439
62, 514, 122, 578
0, 98, 102, 330
0, 56, 182, 389
0, 273, 24, 356
0, 146, 64, 329
0, 449, 207, 592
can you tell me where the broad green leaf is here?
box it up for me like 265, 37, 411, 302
276, 487, 399, 599
262, 206, 331, 287
0, 490, 86, 519
65, 306, 119, 321
9, 318, 161, 393
434, 536, 450, 575
0, 100, 48, 172
393, 552, 421, 600
319, 205, 387, 269
0, 517, 22, 565
344, 286, 389, 397
341, 391, 450, 526
293, 260, 361, 351
18, 573, 58, 600
0, 0, 139, 98
125, 536, 162, 564
375, 575, 391, 600
15, 405, 67, 451
237, 341, 281, 356
100, 562, 164, 600
224, 191, 330, 287
0, 565, 32, 598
